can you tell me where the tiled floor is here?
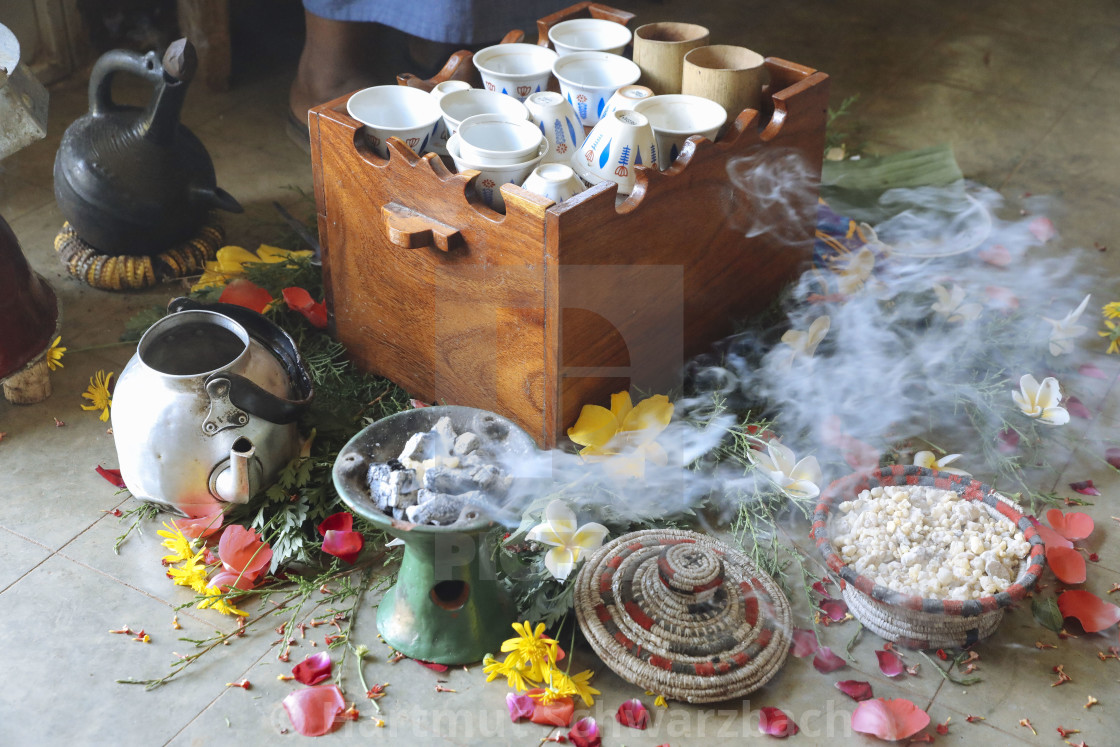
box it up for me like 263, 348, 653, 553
2, 1, 1120, 744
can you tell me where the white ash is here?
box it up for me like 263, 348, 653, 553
366, 416, 511, 526
831, 484, 1030, 601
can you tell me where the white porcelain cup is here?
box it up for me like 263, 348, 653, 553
571, 108, 658, 195
525, 90, 586, 164
457, 113, 544, 165
521, 163, 585, 204
347, 85, 443, 159
447, 132, 547, 212
552, 51, 642, 127
633, 94, 727, 169
473, 43, 558, 102
548, 18, 633, 56
602, 84, 655, 118
438, 88, 530, 144
428, 80, 472, 155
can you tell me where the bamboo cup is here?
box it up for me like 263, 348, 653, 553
632, 22, 710, 95
682, 45, 767, 122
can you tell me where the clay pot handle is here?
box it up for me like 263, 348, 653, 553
88, 48, 164, 117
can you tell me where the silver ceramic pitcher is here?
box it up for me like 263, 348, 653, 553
111, 298, 313, 517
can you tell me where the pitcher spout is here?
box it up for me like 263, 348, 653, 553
213, 437, 256, 504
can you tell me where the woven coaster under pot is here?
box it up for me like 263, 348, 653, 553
810, 465, 1046, 649
574, 528, 792, 704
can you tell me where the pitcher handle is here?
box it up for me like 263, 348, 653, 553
89, 49, 165, 117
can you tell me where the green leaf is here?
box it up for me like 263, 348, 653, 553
1032, 595, 1063, 632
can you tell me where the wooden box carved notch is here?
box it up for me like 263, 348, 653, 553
309, 57, 828, 448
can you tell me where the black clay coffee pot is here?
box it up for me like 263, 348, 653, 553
54, 38, 242, 256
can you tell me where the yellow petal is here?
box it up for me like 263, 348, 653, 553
257, 244, 312, 262
214, 245, 259, 272
620, 394, 673, 434
567, 404, 620, 449
609, 390, 633, 423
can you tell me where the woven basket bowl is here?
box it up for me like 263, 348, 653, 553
810, 465, 1046, 649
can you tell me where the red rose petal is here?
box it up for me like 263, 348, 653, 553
759, 707, 799, 738
851, 698, 930, 741
984, 285, 1019, 311
1046, 509, 1095, 541
1047, 545, 1087, 584
173, 510, 224, 539
811, 580, 831, 596
616, 699, 650, 730
282, 286, 329, 329
1058, 590, 1120, 633
322, 529, 364, 564
95, 465, 127, 489
876, 649, 905, 677
317, 511, 354, 535
836, 680, 874, 701
820, 599, 848, 621
282, 683, 345, 736
217, 524, 272, 581
414, 659, 449, 672
1107, 447, 1120, 470
1070, 480, 1101, 496
1065, 396, 1092, 420
978, 243, 1012, 267
813, 646, 847, 673
997, 427, 1020, 454
567, 716, 600, 746
1028, 216, 1056, 242
1034, 522, 1073, 550
209, 569, 257, 592
1080, 363, 1107, 379
219, 278, 273, 313
292, 651, 333, 686
790, 628, 819, 658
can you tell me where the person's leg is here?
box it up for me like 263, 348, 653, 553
288, 10, 383, 128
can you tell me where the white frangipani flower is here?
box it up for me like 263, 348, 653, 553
525, 500, 608, 580
1041, 293, 1091, 356
931, 283, 982, 322
912, 450, 970, 476
780, 315, 830, 364
747, 441, 822, 500
1012, 374, 1069, 425
836, 246, 876, 295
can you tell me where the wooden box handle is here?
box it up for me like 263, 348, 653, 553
382, 202, 464, 252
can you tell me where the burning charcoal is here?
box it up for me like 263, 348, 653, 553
406, 491, 480, 525
399, 431, 435, 463
431, 416, 458, 454
386, 457, 404, 471
468, 463, 505, 495
452, 432, 481, 456
423, 466, 481, 495
386, 469, 418, 509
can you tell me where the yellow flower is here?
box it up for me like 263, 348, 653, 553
197, 585, 249, 617
80, 370, 114, 421
552, 667, 599, 707
45, 336, 66, 370
167, 550, 209, 593
482, 653, 530, 691
646, 690, 668, 708
157, 522, 193, 563
1100, 320, 1120, 354
567, 391, 674, 478
1102, 302, 1120, 319
191, 244, 313, 291
500, 621, 560, 682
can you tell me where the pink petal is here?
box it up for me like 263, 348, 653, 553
322, 529, 364, 564
292, 651, 333, 686
217, 524, 272, 580
759, 707, 799, 738
317, 512, 354, 535
851, 698, 930, 741
1069, 479, 1101, 496
282, 683, 345, 736
1058, 590, 1120, 633
997, 428, 1020, 454
790, 628, 819, 658
219, 278, 273, 314
1047, 545, 1087, 584
1106, 447, 1120, 470
209, 569, 257, 592
95, 465, 127, 488
820, 599, 848, 621
507, 692, 535, 723
616, 699, 650, 730
836, 680, 874, 701
1046, 509, 1095, 541
1028, 216, 1056, 242
568, 716, 601, 747
410, 399, 431, 408
977, 243, 1011, 267
813, 646, 847, 673
1033, 521, 1073, 550
876, 649, 905, 677
1065, 396, 1092, 420
1080, 363, 1108, 379
984, 285, 1019, 311
173, 510, 224, 538
414, 659, 449, 672
811, 579, 832, 596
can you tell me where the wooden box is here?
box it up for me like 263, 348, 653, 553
309, 12, 828, 447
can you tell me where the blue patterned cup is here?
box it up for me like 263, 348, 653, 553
571, 109, 658, 195
473, 43, 558, 102
525, 91, 586, 164
552, 51, 641, 127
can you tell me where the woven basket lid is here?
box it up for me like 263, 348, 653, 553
574, 528, 792, 703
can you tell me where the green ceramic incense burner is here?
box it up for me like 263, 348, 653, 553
333, 406, 534, 663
